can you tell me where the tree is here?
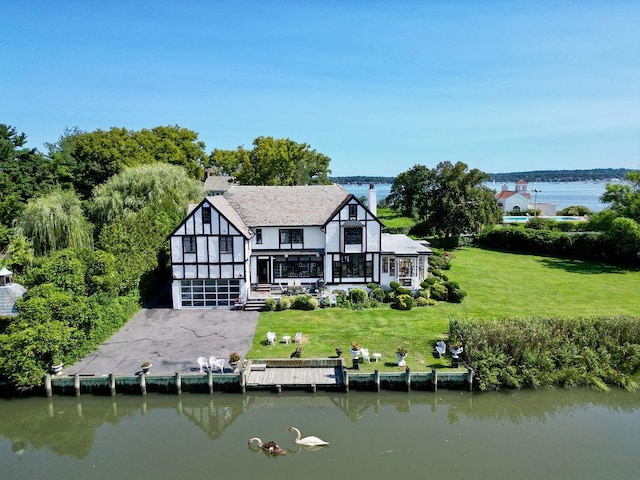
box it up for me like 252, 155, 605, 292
13, 189, 93, 256
387, 164, 430, 218
211, 137, 332, 186
601, 171, 640, 223
90, 163, 203, 232
0, 124, 53, 229
407, 161, 502, 241
64, 125, 206, 199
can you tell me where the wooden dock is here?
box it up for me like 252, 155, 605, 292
243, 359, 345, 392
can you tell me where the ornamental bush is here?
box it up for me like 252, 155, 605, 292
291, 294, 318, 311
349, 288, 368, 304
394, 294, 414, 310
263, 298, 277, 311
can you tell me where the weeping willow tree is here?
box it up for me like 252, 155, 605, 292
13, 189, 93, 256
90, 162, 204, 233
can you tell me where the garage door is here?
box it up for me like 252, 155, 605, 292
180, 279, 241, 308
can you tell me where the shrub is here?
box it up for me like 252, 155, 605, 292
366, 282, 378, 290
394, 294, 414, 310
415, 296, 433, 307
349, 288, 368, 304
263, 298, 277, 311
429, 283, 447, 301
389, 281, 400, 290
291, 294, 318, 311
444, 281, 467, 303
369, 287, 386, 302
278, 297, 291, 310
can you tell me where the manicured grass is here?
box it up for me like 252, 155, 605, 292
376, 207, 415, 231
247, 247, 640, 371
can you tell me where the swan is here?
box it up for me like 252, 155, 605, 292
247, 437, 286, 455
288, 426, 330, 447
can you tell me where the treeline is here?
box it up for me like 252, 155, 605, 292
488, 168, 632, 182
330, 176, 396, 184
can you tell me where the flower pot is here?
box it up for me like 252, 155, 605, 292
50, 364, 64, 375
141, 363, 152, 374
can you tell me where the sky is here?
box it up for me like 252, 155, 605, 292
2, 0, 639, 177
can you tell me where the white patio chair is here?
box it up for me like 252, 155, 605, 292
360, 348, 370, 363
294, 332, 302, 344
213, 357, 226, 373
328, 294, 337, 307
436, 341, 447, 358
208, 356, 218, 372
267, 331, 277, 345
197, 356, 209, 373
233, 295, 246, 310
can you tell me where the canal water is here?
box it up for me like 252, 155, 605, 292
2, 388, 638, 479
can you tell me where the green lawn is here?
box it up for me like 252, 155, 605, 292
247, 247, 640, 372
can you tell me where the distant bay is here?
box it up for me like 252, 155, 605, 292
343, 181, 611, 213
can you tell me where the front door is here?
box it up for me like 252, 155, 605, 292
257, 259, 269, 284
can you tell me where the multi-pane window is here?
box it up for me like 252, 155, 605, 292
333, 254, 372, 278
344, 227, 362, 245
184, 236, 196, 253
349, 204, 357, 219
273, 256, 323, 278
202, 207, 211, 224
219, 236, 233, 253
255, 228, 263, 244
279, 228, 303, 246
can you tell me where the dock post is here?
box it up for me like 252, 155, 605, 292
374, 369, 380, 392
467, 368, 474, 392
175, 372, 182, 395
405, 367, 411, 391
109, 373, 116, 396
275, 384, 282, 393
240, 368, 246, 393
207, 370, 214, 394
44, 374, 52, 397
310, 384, 316, 393
432, 368, 438, 392
140, 372, 147, 395
343, 367, 349, 392
74, 373, 81, 397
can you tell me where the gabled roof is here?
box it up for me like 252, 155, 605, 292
223, 185, 350, 226
495, 190, 531, 200
381, 233, 432, 256
207, 196, 252, 238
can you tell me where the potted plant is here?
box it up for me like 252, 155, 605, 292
290, 346, 302, 358
335, 346, 343, 358
229, 352, 241, 366
141, 359, 152, 374
349, 342, 360, 358
50, 357, 64, 375
396, 346, 408, 366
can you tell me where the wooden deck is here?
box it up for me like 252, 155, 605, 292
245, 367, 341, 387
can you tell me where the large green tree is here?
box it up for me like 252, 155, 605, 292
209, 137, 332, 186
387, 164, 430, 218
60, 125, 206, 199
13, 189, 93, 256
601, 171, 640, 223
391, 161, 501, 241
0, 125, 54, 232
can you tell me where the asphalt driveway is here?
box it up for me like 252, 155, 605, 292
65, 307, 260, 376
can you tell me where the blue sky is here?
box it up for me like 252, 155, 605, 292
2, 1, 639, 177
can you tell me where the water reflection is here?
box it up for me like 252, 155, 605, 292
1, 389, 639, 479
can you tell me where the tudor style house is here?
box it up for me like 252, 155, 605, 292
169, 183, 431, 309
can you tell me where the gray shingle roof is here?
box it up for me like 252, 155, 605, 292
0, 283, 27, 316
381, 233, 433, 255
207, 196, 252, 238
223, 185, 350, 226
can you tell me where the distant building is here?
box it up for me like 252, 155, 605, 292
0, 267, 26, 317
495, 180, 556, 215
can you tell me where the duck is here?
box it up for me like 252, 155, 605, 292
247, 437, 286, 455
287, 426, 330, 447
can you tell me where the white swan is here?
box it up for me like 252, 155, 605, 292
247, 437, 286, 455
288, 426, 329, 447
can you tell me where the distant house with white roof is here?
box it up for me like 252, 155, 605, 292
169, 182, 432, 309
